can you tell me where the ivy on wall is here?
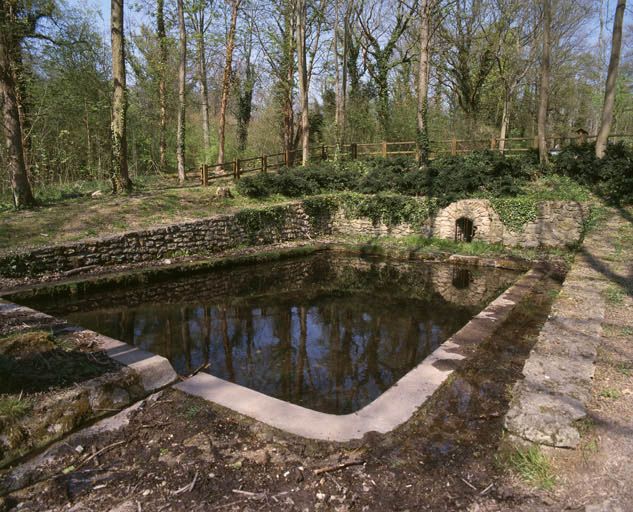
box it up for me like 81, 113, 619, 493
235, 205, 290, 243
339, 192, 438, 228
490, 197, 539, 232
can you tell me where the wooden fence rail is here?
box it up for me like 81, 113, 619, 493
193, 133, 633, 186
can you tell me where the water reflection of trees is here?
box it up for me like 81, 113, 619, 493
88, 293, 473, 414
61, 255, 521, 414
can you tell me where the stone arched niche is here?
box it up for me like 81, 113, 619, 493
432, 199, 505, 244
455, 217, 475, 242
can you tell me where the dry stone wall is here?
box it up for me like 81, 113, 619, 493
0, 198, 589, 278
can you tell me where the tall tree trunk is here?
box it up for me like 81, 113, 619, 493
416, 0, 432, 164
376, 64, 390, 139
499, 87, 510, 153
157, 0, 167, 171
296, 0, 309, 165
216, 0, 240, 171
334, 0, 342, 145
595, 0, 626, 159
12, 52, 32, 178
237, 59, 254, 152
176, 0, 186, 183
537, 0, 551, 165
0, 28, 35, 207
111, 0, 132, 192
281, 4, 295, 165
195, 12, 211, 163
334, 0, 350, 146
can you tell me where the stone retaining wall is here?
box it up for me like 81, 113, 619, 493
0, 198, 589, 278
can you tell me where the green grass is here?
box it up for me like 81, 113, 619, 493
616, 363, 631, 377
599, 388, 621, 399
0, 395, 31, 422
507, 446, 556, 490
604, 285, 626, 305
184, 404, 202, 419
341, 233, 572, 264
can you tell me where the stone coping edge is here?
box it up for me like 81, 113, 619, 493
175, 265, 546, 442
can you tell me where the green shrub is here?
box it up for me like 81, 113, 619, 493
428, 151, 535, 205
235, 173, 278, 198
554, 142, 633, 205
274, 169, 320, 197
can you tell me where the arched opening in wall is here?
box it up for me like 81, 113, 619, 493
455, 217, 474, 242
452, 268, 472, 289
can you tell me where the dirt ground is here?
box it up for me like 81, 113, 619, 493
1, 273, 562, 512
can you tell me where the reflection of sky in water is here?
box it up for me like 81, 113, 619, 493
59, 256, 518, 414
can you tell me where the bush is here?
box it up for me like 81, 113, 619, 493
274, 168, 320, 197
427, 151, 535, 205
235, 173, 278, 198
554, 142, 633, 204
339, 192, 437, 227
235, 144, 632, 205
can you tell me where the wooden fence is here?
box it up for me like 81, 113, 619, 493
195, 133, 633, 185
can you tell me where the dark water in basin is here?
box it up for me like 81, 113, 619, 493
30, 253, 520, 414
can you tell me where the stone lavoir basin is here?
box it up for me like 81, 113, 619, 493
22, 252, 531, 440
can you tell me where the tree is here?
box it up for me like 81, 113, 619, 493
537, 0, 551, 165
189, 0, 214, 164
484, 1, 538, 152
333, 0, 353, 145
439, 0, 499, 131
0, 1, 48, 207
235, 11, 256, 152
356, 0, 416, 139
156, 0, 168, 170
416, 0, 434, 164
216, 0, 241, 171
111, 0, 132, 192
595, 0, 626, 158
296, 0, 309, 164
176, 0, 186, 183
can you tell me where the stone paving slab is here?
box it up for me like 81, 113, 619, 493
504, 225, 613, 448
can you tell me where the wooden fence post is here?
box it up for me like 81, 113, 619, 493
350, 143, 357, 160
262, 155, 267, 173
381, 141, 387, 158
233, 160, 240, 180
284, 150, 290, 167
490, 137, 496, 150
321, 144, 327, 161
532, 136, 539, 149
451, 138, 457, 156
